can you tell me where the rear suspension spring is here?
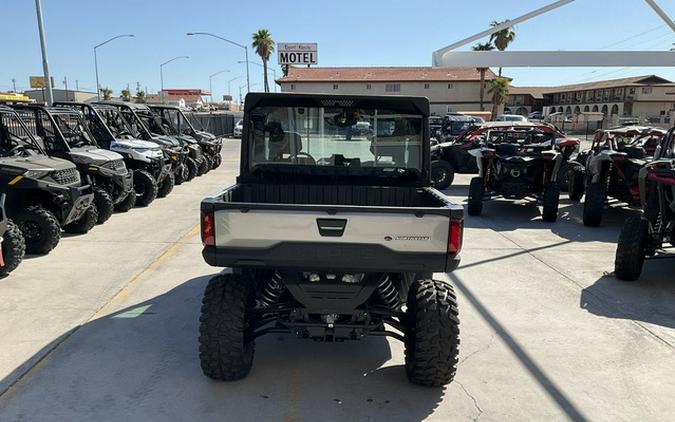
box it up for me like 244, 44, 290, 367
376, 274, 401, 311
258, 271, 285, 308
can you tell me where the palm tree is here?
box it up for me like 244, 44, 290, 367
120, 88, 131, 102
134, 89, 146, 104
489, 20, 516, 77
488, 77, 510, 120
252, 29, 275, 93
472, 42, 494, 111
100, 87, 113, 100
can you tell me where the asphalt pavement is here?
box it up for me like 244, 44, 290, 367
0, 139, 673, 421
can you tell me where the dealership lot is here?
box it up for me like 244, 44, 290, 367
0, 139, 673, 421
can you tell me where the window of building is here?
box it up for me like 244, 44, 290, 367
385, 83, 401, 92
447, 83, 453, 89
333, 84, 339, 90
424, 83, 430, 89
366, 84, 371, 90
290, 84, 295, 90
446, 106, 453, 113
642, 87, 653, 94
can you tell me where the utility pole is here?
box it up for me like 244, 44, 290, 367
11, 78, 16, 92
34, 0, 53, 105
63, 76, 68, 100
75, 79, 79, 91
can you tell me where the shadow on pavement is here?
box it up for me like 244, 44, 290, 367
580, 261, 675, 330
0, 275, 444, 422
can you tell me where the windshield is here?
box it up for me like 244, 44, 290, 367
248, 106, 423, 179
0, 111, 44, 156
154, 108, 195, 136
52, 113, 97, 148
96, 108, 135, 139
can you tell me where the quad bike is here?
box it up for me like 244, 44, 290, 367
199, 93, 463, 387
12, 105, 132, 226
0, 106, 94, 253
54, 102, 173, 207
615, 127, 675, 281
467, 128, 562, 222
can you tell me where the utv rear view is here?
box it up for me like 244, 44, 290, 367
199, 93, 464, 387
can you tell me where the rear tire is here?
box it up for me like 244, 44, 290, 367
185, 157, 198, 181
542, 182, 561, 222
114, 190, 136, 213
199, 273, 255, 381
211, 153, 222, 170
1, 220, 26, 276
15, 206, 61, 255
583, 182, 605, 227
93, 187, 114, 224
64, 205, 98, 234
467, 177, 484, 216
567, 166, 585, 202
614, 216, 648, 281
134, 169, 158, 207
404, 279, 460, 387
430, 161, 455, 190
157, 170, 175, 198
196, 156, 209, 176
174, 164, 186, 185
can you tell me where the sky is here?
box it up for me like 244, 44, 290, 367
1, 0, 674, 101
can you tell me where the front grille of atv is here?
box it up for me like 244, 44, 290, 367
102, 159, 126, 171
51, 168, 80, 185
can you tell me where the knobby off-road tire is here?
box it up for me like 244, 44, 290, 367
405, 279, 460, 387
185, 157, 198, 182
15, 205, 61, 255
64, 205, 98, 234
174, 163, 187, 186
202, 155, 213, 174
114, 190, 136, 213
557, 162, 571, 192
542, 182, 561, 223
614, 215, 648, 281
196, 156, 209, 176
134, 169, 158, 207
211, 153, 222, 170
1, 220, 26, 276
157, 170, 175, 198
583, 182, 605, 227
199, 273, 255, 381
430, 161, 455, 190
567, 166, 585, 202
467, 177, 484, 216
93, 187, 114, 224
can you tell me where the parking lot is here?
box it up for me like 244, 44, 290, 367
0, 138, 673, 421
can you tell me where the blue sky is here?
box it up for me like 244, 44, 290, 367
2, 0, 674, 100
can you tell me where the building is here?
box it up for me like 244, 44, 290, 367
145, 89, 209, 109
505, 86, 548, 116
276, 66, 501, 116
24, 89, 97, 103
537, 75, 675, 124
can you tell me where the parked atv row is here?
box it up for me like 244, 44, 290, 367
0, 102, 223, 277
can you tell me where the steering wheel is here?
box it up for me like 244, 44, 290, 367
290, 152, 316, 165
8, 144, 25, 155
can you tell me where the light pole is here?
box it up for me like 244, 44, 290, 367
186, 32, 250, 92
208, 69, 230, 104
239, 82, 260, 106
227, 75, 243, 99
94, 34, 134, 100
34, 0, 53, 105
237, 60, 278, 92
160, 56, 189, 103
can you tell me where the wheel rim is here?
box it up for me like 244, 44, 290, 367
20, 221, 41, 242
134, 178, 147, 198
432, 168, 447, 184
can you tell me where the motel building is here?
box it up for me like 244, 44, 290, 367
276, 66, 503, 116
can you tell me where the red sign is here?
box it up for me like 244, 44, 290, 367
161, 89, 210, 96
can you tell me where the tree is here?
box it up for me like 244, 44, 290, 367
120, 88, 131, 102
472, 42, 494, 112
489, 20, 516, 77
100, 87, 113, 100
488, 77, 510, 120
135, 89, 146, 104
252, 29, 275, 93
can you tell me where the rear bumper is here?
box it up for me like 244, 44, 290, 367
202, 242, 460, 273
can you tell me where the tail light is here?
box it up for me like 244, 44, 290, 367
448, 219, 463, 255
201, 210, 215, 246
483, 150, 496, 159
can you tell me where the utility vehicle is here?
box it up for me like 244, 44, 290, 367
614, 127, 675, 280
95, 101, 191, 184
182, 110, 224, 169
199, 93, 464, 387
54, 102, 172, 208
149, 104, 222, 172
467, 128, 562, 222
567, 127, 663, 227
12, 105, 132, 225
431, 121, 579, 190
0, 193, 25, 276
0, 106, 94, 253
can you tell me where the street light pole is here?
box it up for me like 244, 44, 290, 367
238, 60, 278, 92
159, 56, 189, 103
34, 0, 53, 105
186, 32, 250, 92
94, 34, 134, 100
228, 75, 243, 99
208, 69, 230, 104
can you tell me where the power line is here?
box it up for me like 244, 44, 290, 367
597, 25, 666, 49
